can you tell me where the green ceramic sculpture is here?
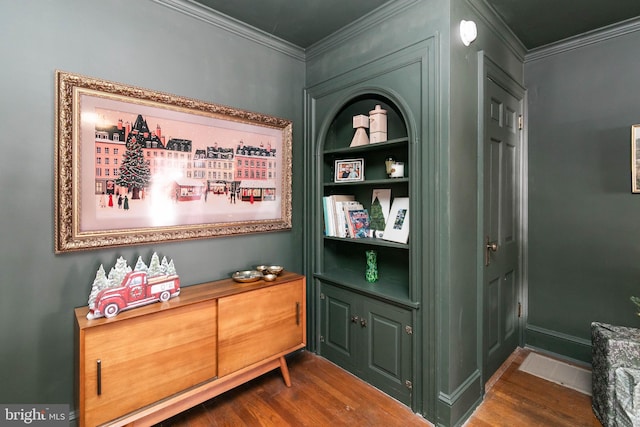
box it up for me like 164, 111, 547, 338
365, 249, 378, 283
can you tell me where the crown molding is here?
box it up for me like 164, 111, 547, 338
152, 0, 305, 61
466, 0, 527, 62
525, 16, 640, 63
305, 0, 420, 60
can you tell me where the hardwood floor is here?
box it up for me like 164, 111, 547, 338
156, 350, 430, 427
155, 348, 601, 427
465, 347, 602, 427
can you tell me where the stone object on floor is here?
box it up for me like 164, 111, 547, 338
591, 322, 640, 427
614, 366, 640, 427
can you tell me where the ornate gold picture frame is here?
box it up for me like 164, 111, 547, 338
55, 71, 292, 253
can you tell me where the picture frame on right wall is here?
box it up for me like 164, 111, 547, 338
632, 124, 640, 193
382, 197, 409, 244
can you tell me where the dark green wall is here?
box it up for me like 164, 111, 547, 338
525, 31, 640, 361
0, 0, 304, 409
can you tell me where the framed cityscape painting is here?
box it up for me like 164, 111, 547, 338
55, 71, 292, 253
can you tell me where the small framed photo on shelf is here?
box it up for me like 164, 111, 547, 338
382, 197, 409, 244
334, 158, 365, 183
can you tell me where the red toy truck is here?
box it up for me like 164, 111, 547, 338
88, 271, 180, 319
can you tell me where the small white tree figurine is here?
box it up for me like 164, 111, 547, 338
108, 256, 131, 287
161, 256, 170, 275
134, 256, 148, 272
87, 265, 110, 309
148, 252, 163, 277
166, 259, 177, 276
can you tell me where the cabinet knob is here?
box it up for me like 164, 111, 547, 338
351, 315, 359, 323
360, 319, 367, 328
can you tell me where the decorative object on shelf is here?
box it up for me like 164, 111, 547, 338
256, 265, 284, 275
365, 250, 378, 283
347, 209, 371, 239
350, 114, 370, 147
389, 161, 405, 178
385, 157, 396, 177
338, 200, 362, 238
323, 194, 357, 237
369, 105, 388, 143
232, 270, 264, 283
382, 197, 410, 244
234, 265, 284, 283
370, 189, 390, 238
55, 71, 293, 253
86, 253, 180, 319
334, 158, 365, 182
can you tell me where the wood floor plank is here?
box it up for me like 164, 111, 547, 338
157, 348, 601, 427
156, 351, 429, 427
465, 348, 602, 427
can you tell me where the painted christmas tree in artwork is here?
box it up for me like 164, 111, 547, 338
116, 115, 152, 199
370, 194, 386, 232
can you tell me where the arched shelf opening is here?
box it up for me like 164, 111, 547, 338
314, 90, 415, 307
322, 93, 408, 152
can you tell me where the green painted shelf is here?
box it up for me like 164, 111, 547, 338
313, 271, 418, 309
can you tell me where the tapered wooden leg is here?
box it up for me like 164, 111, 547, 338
279, 356, 292, 387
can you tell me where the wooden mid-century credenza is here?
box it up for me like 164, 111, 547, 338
75, 271, 306, 427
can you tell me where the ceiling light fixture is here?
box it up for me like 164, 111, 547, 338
460, 20, 478, 46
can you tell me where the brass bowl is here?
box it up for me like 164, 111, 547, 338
255, 265, 269, 274
232, 270, 263, 283
266, 265, 283, 275
262, 273, 277, 282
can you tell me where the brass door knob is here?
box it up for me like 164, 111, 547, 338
485, 236, 498, 266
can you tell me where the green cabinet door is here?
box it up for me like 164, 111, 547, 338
319, 283, 358, 372
362, 297, 413, 404
319, 282, 413, 405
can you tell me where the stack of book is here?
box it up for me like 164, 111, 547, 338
322, 195, 371, 238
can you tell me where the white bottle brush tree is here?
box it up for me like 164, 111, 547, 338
87, 265, 110, 309
134, 256, 148, 273
108, 256, 132, 287
148, 252, 163, 277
